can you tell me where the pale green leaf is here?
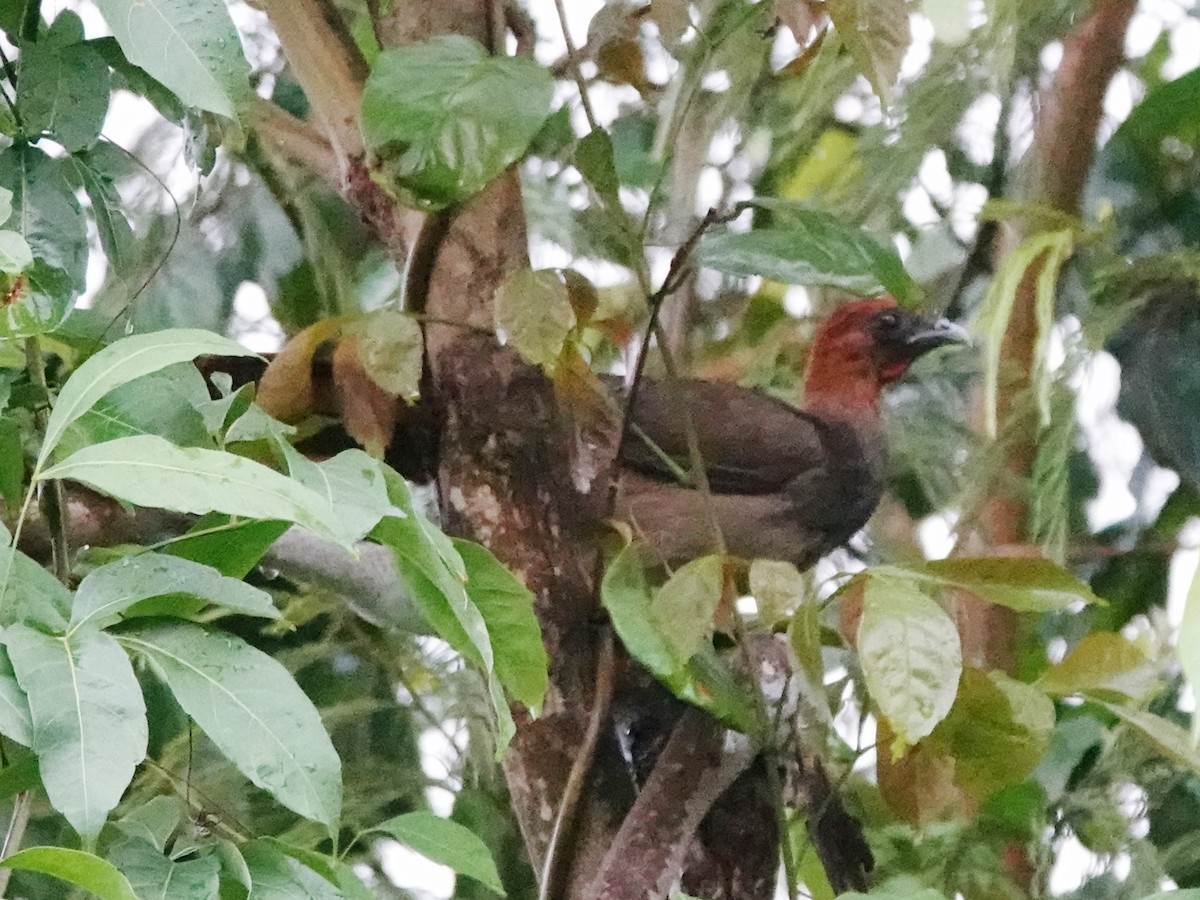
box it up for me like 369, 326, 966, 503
1090, 698, 1200, 779
106, 839, 220, 899
858, 575, 961, 751
71, 552, 279, 632
280, 446, 398, 545
0, 230, 32, 272
1039, 632, 1158, 701
827, 0, 912, 104
652, 554, 723, 662
349, 308, 424, 400
494, 268, 575, 369
6, 625, 147, 838
37, 328, 256, 470
119, 620, 342, 831
0, 847, 137, 900
977, 229, 1074, 437
39, 436, 348, 547
90, 0, 250, 119
0, 644, 30, 746
241, 840, 345, 900
374, 811, 505, 895
1181, 561, 1200, 742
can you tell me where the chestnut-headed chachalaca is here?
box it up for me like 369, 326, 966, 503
615, 298, 966, 568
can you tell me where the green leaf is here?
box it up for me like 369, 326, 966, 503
696, 203, 920, 305
114, 795, 184, 852
453, 539, 548, 714
17, 39, 110, 151
893, 556, 1101, 612
105, 838, 220, 899
6, 624, 147, 838
652, 554, 723, 662
0, 847, 137, 900
348, 308, 424, 400
827, 0, 912, 104
119, 620, 342, 831
71, 552, 278, 631
0, 748, 41, 800
0, 415, 26, 510
362, 35, 554, 206
0, 145, 86, 290
39, 436, 349, 547
37, 328, 256, 470
0, 230, 32, 272
1039, 631, 1157, 700
89, 37, 186, 125
240, 840, 345, 900
858, 574, 961, 751
54, 362, 214, 463
0, 543, 73, 628
928, 668, 1054, 798
90, 0, 250, 119
976, 229, 1074, 437
1089, 698, 1200, 779
163, 514, 290, 579
494, 268, 576, 369
373, 811, 506, 896
0, 643, 31, 745
601, 543, 758, 732
64, 147, 137, 274
574, 129, 621, 208
372, 471, 491, 671
280, 446, 398, 545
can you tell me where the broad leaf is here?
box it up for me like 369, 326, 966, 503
453, 539, 548, 714
373, 811, 506, 896
362, 35, 554, 206
0, 542, 73, 628
0, 144, 86, 292
0, 847, 137, 900
1038, 631, 1158, 701
347, 308, 424, 400
114, 796, 184, 852
71, 552, 278, 632
0, 644, 30, 745
601, 543, 758, 732
858, 574, 961, 751
17, 39, 111, 151
6, 625, 147, 838
53, 362, 214, 463
240, 840, 345, 900
928, 668, 1054, 798
889, 556, 1100, 612
696, 203, 919, 304
106, 838, 220, 899
66, 146, 140, 274
372, 471, 491, 671
37, 328, 256, 470
651, 554, 724, 662
1090, 698, 1200, 779
39, 436, 348, 547
494, 268, 576, 369
119, 620, 342, 831
164, 514, 291, 579
91, 0, 250, 119
280, 446, 398, 545
1183, 562, 1200, 740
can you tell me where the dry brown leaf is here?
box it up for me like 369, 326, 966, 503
333, 333, 404, 458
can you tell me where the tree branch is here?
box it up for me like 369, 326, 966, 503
259, 0, 365, 167
248, 99, 343, 191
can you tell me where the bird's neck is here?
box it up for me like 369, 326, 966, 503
801, 358, 883, 427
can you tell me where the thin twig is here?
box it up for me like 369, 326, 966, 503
552, 0, 599, 133
0, 788, 31, 893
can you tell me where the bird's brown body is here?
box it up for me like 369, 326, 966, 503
614, 299, 964, 568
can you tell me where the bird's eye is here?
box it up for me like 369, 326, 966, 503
877, 311, 899, 330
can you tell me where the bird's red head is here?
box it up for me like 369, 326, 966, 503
803, 298, 966, 420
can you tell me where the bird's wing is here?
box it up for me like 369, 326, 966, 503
609, 376, 833, 495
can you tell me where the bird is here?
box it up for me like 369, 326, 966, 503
614, 298, 967, 569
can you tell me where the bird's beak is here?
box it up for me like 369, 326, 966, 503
901, 317, 970, 357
